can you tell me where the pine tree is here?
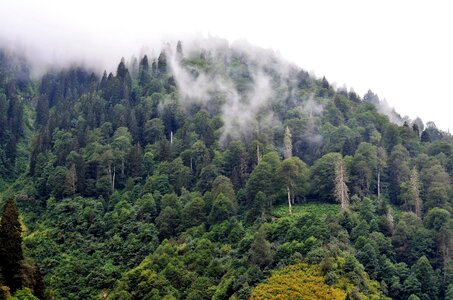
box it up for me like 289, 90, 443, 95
283, 126, 292, 160
421, 130, 431, 143
335, 158, 350, 213
0, 199, 24, 292
35, 96, 49, 128
138, 55, 150, 87
127, 143, 143, 178
249, 226, 272, 268
31, 267, 45, 300
412, 256, 440, 299
176, 41, 183, 58
446, 284, 453, 300
157, 51, 167, 74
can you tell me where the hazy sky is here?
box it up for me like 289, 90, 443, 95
1, 0, 452, 130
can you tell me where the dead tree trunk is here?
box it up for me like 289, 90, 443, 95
287, 186, 292, 215
335, 158, 350, 213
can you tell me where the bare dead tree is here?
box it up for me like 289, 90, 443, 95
283, 126, 292, 160
335, 158, 350, 213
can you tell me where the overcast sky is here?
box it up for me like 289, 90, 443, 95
1, 0, 452, 130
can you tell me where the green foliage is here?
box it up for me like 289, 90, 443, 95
310, 152, 342, 202
272, 202, 339, 219
277, 156, 310, 203
250, 261, 389, 300
208, 193, 236, 225
1, 43, 452, 300
11, 288, 39, 300
246, 151, 281, 205
249, 226, 273, 268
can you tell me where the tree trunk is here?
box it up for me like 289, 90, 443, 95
256, 143, 261, 163
377, 171, 381, 198
112, 166, 116, 191
287, 186, 292, 215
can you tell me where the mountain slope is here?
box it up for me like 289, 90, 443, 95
0, 39, 452, 299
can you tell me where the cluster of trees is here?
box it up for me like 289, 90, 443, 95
0, 41, 453, 299
249, 262, 386, 299
0, 50, 28, 181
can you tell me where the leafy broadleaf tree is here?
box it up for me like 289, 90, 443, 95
310, 152, 342, 202
246, 151, 281, 208
277, 157, 310, 215
208, 193, 236, 225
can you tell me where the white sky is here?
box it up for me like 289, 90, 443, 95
0, 0, 452, 130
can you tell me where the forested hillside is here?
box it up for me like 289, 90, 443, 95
1, 39, 453, 299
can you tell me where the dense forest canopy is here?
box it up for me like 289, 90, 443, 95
0, 39, 452, 299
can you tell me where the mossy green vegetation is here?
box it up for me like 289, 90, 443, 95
272, 202, 339, 219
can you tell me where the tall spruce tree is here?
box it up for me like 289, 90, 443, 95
249, 226, 272, 268
0, 199, 24, 292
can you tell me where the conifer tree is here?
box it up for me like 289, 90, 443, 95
176, 41, 183, 58
138, 55, 150, 87
421, 130, 431, 143
65, 164, 77, 196
249, 226, 272, 268
157, 51, 167, 74
0, 199, 24, 292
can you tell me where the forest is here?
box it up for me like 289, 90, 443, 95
0, 39, 453, 299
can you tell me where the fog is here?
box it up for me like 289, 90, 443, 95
1, 0, 452, 130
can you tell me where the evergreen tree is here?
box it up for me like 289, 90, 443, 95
388, 145, 411, 205
412, 256, 440, 299
421, 130, 431, 143
157, 51, 167, 74
247, 191, 267, 222
181, 197, 205, 229
176, 41, 183, 56
65, 164, 77, 196
446, 284, 453, 300
249, 226, 272, 268
138, 55, 150, 87
0, 199, 24, 293
35, 96, 49, 128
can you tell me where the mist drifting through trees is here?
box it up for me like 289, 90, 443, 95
0, 38, 452, 299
